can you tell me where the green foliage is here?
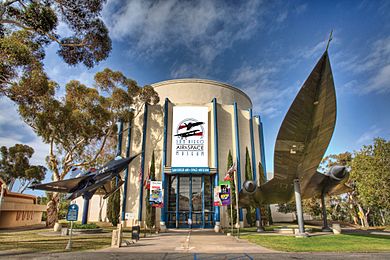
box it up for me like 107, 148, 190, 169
0, 0, 111, 99
243, 233, 390, 252
320, 152, 352, 172
70, 223, 100, 229
0, 144, 46, 192
277, 201, 297, 214
244, 147, 255, 226
302, 198, 322, 218
107, 179, 121, 226
350, 138, 390, 226
244, 147, 252, 181
9, 67, 158, 226
145, 151, 156, 229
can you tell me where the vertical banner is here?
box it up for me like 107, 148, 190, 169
219, 181, 231, 206
213, 181, 231, 206
149, 181, 163, 208
214, 186, 221, 206
171, 106, 209, 167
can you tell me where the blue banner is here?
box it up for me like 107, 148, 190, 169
171, 167, 210, 173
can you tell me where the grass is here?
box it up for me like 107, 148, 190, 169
0, 228, 112, 253
0, 222, 156, 254
242, 233, 390, 252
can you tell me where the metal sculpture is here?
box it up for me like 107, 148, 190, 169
239, 50, 350, 235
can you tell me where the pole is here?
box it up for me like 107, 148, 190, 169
81, 193, 92, 225
293, 179, 308, 237
66, 221, 73, 250
321, 191, 332, 232
230, 202, 233, 235
234, 169, 240, 238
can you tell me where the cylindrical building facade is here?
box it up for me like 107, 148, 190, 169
121, 79, 266, 230
77, 79, 267, 230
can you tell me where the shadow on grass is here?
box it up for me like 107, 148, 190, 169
344, 233, 390, 240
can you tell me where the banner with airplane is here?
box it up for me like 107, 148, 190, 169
149, 181, 163, 208
171, 106, 208, 168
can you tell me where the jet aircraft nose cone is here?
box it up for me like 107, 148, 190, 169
328, 165, 348, 181
243, 180, 256, 193
111, 154, 140, 171
331, 166, 347, 177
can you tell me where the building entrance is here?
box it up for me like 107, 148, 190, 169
166, 174, 214, 228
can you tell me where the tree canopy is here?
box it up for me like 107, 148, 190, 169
0, 144, 46, 193
13, 67, 158, 226
0, 0, 111, 99
350, 138, 390, 225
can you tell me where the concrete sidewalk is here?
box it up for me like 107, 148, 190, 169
101, 229, 276, 254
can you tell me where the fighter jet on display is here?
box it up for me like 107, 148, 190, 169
238, 48, 351, 233
175, 130, 203, 138
29, 155, 139, 200
178, 121, 205, 131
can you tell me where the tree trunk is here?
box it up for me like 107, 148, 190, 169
8, 178, 15, 191
357, 204, 369, 228
46, 192, 59, 227
380, 209, 386, 226
98, 195, 103, 222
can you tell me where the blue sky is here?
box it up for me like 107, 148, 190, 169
1, 0, 389, 194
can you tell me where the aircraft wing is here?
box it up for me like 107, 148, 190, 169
95, 179, 124, 199
29, 175, 90, 193
239, 51, 349, 207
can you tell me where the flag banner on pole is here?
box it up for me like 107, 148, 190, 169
144, 168, 150, 189
214, 186, 221, 206
224, 163, 236, 181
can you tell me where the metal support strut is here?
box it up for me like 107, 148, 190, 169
293, 179, 308, 237
321, 191, 332, 232
81, 192, 93, 225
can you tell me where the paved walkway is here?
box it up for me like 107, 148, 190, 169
2, 229, 390, 259
102, 229, 276, 254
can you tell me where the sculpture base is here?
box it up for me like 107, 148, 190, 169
322, 226, 332, 232
214, 222, 221, 233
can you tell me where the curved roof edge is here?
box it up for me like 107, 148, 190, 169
151, 78, 253, 107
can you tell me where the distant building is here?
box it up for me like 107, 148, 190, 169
0, 178, 46, 229
77, 79, 267, 230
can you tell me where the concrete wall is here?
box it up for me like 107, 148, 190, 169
0, 180, 46, 229
153, 79, 252, 110
78, 79, 266, 229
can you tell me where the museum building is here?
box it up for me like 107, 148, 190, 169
76, 79, 267, 231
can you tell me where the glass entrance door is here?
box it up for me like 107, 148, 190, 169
166, 174, 214, 228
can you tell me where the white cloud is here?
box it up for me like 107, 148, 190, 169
299, 40, 327, 59
0, 99, 49, 165
356, 125, 382, 145
336, 36, 390, 94
294, 4, 308, 14
231, 64, 297, 118
103, 0, 262, 64
367, 64, 390, 93
276, 11, 288, 23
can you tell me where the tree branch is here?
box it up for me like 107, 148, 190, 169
49, 138, 60, 181
0, 19, 90, 47
2, 0, 19, 7
72, 127, 114, 169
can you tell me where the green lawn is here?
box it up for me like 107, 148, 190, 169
0, 228, 112, 253
242, 233, 390, 252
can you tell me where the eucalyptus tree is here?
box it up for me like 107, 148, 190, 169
15, 68, 158, 226
0, 0, 111, 100
350, 138, 390, 226
0, 144, 46, 193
